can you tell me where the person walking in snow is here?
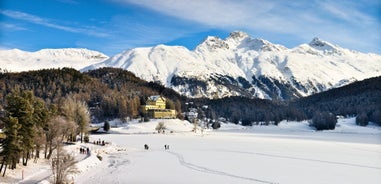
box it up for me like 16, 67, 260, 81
164, 144, 169, 150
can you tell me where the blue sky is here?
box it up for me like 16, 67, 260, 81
1, 0, 380, 56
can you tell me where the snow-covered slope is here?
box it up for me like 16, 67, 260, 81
82, 31, 381, 99
0, 48, 108, 72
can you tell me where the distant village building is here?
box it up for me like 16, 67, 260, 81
141, 95, 176, 119
184, 108, 198, 122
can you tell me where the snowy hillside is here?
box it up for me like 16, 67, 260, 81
82, 31, 381, 99
0, 48, 108, 72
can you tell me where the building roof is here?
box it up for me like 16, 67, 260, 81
148, 95, 165, 102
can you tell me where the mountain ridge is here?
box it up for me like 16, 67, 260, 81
1, 31, 380, 100
0, 48, 108, 72
82, 31, 381, 100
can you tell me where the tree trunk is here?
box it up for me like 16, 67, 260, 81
47, 146, 53, 160
11, 159, 16, 169
44, 145, 48, 159
35, 146, 40, 159
2, 163, 7, 177
0, 157, 5, 174
22, 152, 30, 166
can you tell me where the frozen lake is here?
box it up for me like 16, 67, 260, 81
74, 120, 381, 184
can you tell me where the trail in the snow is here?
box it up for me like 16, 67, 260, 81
167, 151, 278, 184
215, 149, 381, 170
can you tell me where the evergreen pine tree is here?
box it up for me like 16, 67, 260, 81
356, 112, 369, 126
31, 98, 49, 159
1, 116, 21, 176
104, 121, 110, 132
5, 91, 35, 166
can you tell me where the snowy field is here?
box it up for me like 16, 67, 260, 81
2, 118, 381, 184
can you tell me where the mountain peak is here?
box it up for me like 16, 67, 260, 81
228, 31, 249, 40
309, 37, 327, 47
308, 37, 339, 53
196, 36, 229, 52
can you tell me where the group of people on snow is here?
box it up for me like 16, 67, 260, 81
94, 139, 106, 146
80, 147, 90, 155
143, 144, 170, 150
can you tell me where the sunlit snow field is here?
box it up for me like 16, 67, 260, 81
2, 118, 380, 184
74, 118, 381, 184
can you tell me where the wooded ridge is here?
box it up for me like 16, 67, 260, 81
0, 68, 380, 127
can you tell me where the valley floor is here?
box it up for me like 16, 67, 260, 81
2, 118, 381, 184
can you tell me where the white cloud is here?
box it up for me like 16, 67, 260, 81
114, 0, 380, 53
318, 1, 378, 26
0, 22, 27, 31
0, 10, 110, 37
116, 0, 274, 28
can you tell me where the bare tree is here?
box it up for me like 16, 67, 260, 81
50, 140, 77, 184
45, 116, 77, 159
61, 96, 90, 143
155, 122, 166, 133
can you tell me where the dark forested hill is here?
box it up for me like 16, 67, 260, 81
0, 68, 379, 126
185, 77, 381, 126
0, 67, 184, 122
290, 76, 381, 125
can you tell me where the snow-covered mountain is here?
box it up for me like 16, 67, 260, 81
82, 31, 381, 100
0, 48, 108, 72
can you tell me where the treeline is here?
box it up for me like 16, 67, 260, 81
0, 68, 379, 129
290, 76, 381, 126
0, 67, 184, 123
190, 97, 305, 126
0, 90, 89, 178
0, 67, 186, 178
189, 76, 381, 127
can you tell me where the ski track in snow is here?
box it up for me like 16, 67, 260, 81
166, 151, 278, 184
333, 142, 381, 154
107, 153, 130, 174
214, 149, 381, 170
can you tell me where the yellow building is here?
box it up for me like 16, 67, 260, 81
141, 95, 176, 119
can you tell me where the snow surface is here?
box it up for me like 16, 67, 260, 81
2, 118, 381, 184
0, 48, 108, 72
81, 31, 381, 99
